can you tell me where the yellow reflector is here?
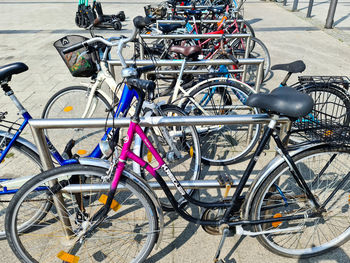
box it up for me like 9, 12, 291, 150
99, 194, 122, 212
147, 150, 152, 162
77, 149, 87, 155
63, 106, 73, 112
272, 213, 282, 228
57, 251, 79, 263
190, 146, 194, 158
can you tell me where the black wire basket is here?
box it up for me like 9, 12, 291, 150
54, 35, 97, 78
290, 76, 350, 144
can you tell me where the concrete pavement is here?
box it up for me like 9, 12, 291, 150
1, 0, 350, 262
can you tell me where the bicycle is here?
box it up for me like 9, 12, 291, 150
6, 16, 350, 263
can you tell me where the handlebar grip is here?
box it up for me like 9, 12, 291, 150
227, 53, 239, 65
62, 42, 85, 54
133, 16, 153, 29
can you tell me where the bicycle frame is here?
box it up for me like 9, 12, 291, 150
108, 113, 323, 229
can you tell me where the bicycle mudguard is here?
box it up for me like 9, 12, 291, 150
78, 157, 164, 248
0, 130, 38, 156
242, 143, 329, 220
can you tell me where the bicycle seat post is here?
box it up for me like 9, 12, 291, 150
280, 71, 292, 86
1, 81, 28, 116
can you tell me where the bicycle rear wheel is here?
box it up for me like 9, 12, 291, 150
181, 80, 260, 165
250, 145, 350, 258
6, 164, 158, 263
0, 136, 44, 239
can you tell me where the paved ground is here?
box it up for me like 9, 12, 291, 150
1, 0, 350, 262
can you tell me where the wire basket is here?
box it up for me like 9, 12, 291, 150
54, 35, 97, 78
298, 76, 350, 90
291, 76, 350, 144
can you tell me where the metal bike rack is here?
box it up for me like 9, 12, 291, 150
30, 114, 289, 171
155, 19, 244, 26
133, 33, 261, 85
108, 58, 265, 91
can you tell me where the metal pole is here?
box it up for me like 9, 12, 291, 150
325, 0, 338, 29
292, 0, 299, 11
306, 0, 314, 17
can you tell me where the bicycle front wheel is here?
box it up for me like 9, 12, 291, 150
181, 80, 260, 165
6, 164, 159, 263
41, 86, 112, 157
250, 145, 350, 258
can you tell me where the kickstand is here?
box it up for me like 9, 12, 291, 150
213, 227, 230, 263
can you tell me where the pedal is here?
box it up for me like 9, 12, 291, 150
217, 174, 233, 199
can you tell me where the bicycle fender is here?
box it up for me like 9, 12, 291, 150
0, 130, 38, 155
78, 157, 164, 248
242, 143, 328, 220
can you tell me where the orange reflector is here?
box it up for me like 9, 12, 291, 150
190, 146, 194, 158
63, 106, 73, 112
147, 150, 152, 162
99, 194, 122, 212
217, 16, 227, 27
272, 213, 282, 228
57, 251, 79, 263
224, 184, 231, 198
324, 130, 333, 137
77, 149, 87, 155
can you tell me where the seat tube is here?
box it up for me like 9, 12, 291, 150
223, 117, 277, 220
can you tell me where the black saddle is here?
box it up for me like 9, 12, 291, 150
271, 60, 306, 73
0, 62, 28, 82
246, 86, 313, 118
158, 23, 183, 34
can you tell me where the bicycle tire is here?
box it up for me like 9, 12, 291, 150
250, 145, 350, 258
140, 104, 201, 211
181, 80, 260, 165
0, 136, 46, 239
41, 86, 112, 158
290, 83, 350, 144
6, 164, 159, 263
